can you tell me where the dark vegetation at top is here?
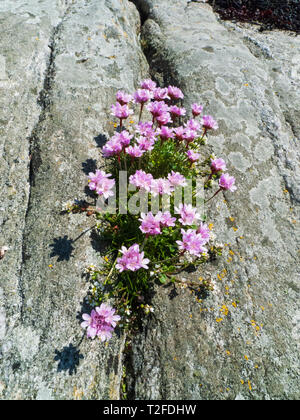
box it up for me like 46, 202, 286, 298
208, 0, 300, 33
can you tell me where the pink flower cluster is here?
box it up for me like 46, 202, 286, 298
219, 173, 237, 192
116, 244, 150, 272
139, 211, 176, 236
129, 170, 187, 196
187, 150, 200, 163
208, 157, 237, 193
175, 204, 201, 226
81, 303, 121, 341
111, 102, 133, 120
202, 115, 218, 131
176, 224, 210, 257
103, 131, 133, 157
82, 80, 240, 345
88, 170, 115, 199
211, 158, 227, 173
103, 121, 158, 161
106, 79, 221, 166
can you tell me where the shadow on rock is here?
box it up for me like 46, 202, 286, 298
84, 185, 97, 200
54, 343, 84, 375
90, 228, 109, 256
81, 158, 98, 175
167, 284, 179, 300
94, 133, 108, 148
49, 235, 75, 261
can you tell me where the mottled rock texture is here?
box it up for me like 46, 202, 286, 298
0, 0, 148, 400
129, 0, 300, 400
0, 0, 299, 400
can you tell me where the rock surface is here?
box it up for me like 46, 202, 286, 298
0, 0, 299, 400
0, 0, 148, 400
128, 0, 300, 400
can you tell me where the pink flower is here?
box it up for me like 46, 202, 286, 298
192, 103, 203, 117
137, 136, 155, 152
133, 89, 152, 104
169, 105, 186, 117
135, 122, 156, 140
158, 126, 174, 141
219, 173, 237, 192
140, 79, 157, 91
168, 85, 184, 100
129, 170, 153, 192
116, 244, 150, 272
151, 178, 174, 196
153, 87, 170, 101
88, 170, 111, 190
88, 171, 115, 199
111, 103, 133, 120
102, 136, 123, 157
187, 150, 200, 163
116, 90, 133, 105
156, 112, 172, 126
96, 177, 115, 199
139, 212, 162, 236
196, 222, 210, 243
174, 126, 185, 141
167, 171, 187, 187
157, 211, 176, 228
147, 101, 169, 118
176, 229, 207, 257
186, 119, 201, 132
81, 303, 121, 341
175, 203, 201, 226
183, 129, 197, 144
126, 145, 145, 158
211, 158, 227, 173
119, 130, 133, 147
202, 115, 218, 130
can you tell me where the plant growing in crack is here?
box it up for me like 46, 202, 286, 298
67, 79, 237, 342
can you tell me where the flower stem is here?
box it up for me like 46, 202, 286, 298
205, 188, 222, 203
206, 173, 212, 183
123, 151, 127, 171
104, 255, 119, 285
138, 103, 144, 122
141, 236, 148, 251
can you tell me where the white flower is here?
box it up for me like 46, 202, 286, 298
0, 246, 9, 260
144, 304, 154, 314
210, 233, 216, 241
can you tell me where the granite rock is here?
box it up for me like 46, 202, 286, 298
0, 0, 148, 400
128, 0, 300, 400
0, 0, 299, 400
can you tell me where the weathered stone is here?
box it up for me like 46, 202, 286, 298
0, 0, 148, 400
128, 0, 300, 400
1, 0, 299, 401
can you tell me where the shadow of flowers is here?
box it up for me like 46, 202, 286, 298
54, 343, 84, 375
49, 235, 75, 262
